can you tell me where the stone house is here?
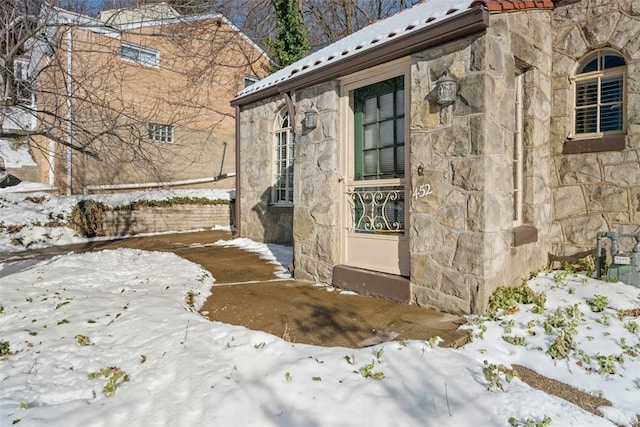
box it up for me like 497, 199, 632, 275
28, 4, 270, 194
232, 0, 640, 314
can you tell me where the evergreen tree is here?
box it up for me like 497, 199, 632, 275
266, 0, 310, 69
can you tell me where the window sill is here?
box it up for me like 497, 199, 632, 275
267, 204, 293, 214
563, 134, 625, 154
513, 225, 538, 247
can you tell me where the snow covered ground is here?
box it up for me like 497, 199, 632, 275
1, 187, 639, 426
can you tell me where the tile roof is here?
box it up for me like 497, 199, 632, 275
470, 0, 555, 11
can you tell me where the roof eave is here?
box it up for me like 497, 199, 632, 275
231, 6, 489, 107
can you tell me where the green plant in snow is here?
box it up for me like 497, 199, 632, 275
596, 314, 610, 326
488, 284, 546, 317
0, 305, 4, 314
482, 360, 517, 392
500, 319, 515, 334
359, 360, 384, 380
184, 291, 196, 308
502, 336, 526, 346
508, 415, 552, 427
626, 321, 639, 334
620, 338, 639, 357
595, 353, 624, 375
88, 367, 130, 397
375, 346, 384, 363
284, 372, 292, 382
547, 331, 575, 360
587, 295, 608, 312
0, 341, 11, 356
75, 334, 91, 346
344, 354, 355, 365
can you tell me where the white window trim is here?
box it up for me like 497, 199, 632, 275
120, 42, 160, 68
513, 73, 524, 226
569, 50, 626, 140
148, 123, 173, 143
271, 108, 294, 206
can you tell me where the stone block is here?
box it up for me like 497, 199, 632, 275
554, 185, 586, 219
561, 214, 609, 246
431, 121, 471, 157
411, 171, 449, 214
293, 207, 315, 241
452, 158, 485, 191
467, 193, 510, 232
456, 73, 487, 115
511, 32, 542, 69
440, 270, 470, 301
433, 190, 467, 229
611, 15, 640, 49
452, 232, 485, 276
554, 26, 588, 60
604, 163, 640, 186
555, 155, 601, 184
410, 214, 447, 253
411, 284, 471, 314
584, 185, 629, 211
582, 13, 619, 47
410, 254, 442, 289
597, 150, 638, 165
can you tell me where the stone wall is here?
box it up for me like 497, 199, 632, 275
408, 10, 553, 314
292, 81, 342, 284
102, 204, 232, 236
237, 96, 293, 244
550, 0, 640, 257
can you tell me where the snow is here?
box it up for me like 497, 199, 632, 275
0, 139, 36, 169
236, 0, 477, 100
1, 191, 639, 426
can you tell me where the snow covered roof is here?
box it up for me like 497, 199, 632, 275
234, 0, 481, 104
232, 0, 554, 106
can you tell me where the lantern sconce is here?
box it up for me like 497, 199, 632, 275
435, 71, 457, 107
303, 105, 318, 130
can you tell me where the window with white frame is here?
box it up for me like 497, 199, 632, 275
573, 50, 625, 137
121, 42, 160, 68
272, 108, 294, 205
14, 59, 33, 106
513, 73, 524, 226
148, 123, 173, 143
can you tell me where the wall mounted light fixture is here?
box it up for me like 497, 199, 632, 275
304, 105, 318, 129
435, 71, 457, 107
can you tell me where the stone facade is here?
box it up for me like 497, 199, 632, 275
236, 0, 640, 314
550, 0, 640, 257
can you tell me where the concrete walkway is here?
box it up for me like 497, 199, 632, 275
0, 230, 469, 348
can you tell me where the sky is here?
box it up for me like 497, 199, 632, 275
1, 141, 640, 426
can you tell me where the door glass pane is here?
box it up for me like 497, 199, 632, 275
379, 120, 394, 146
363, 124, 376, 149
364, 97, 377, 122
379, 93, 394, 119
363, 152, 376, 176
379, 147, 394, 175
396, 117, 404, 143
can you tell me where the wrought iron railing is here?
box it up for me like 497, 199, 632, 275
346, 186, 405, 234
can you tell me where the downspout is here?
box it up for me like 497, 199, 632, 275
65, 28, 73, 195
48, 138, 55, 186
234, 105, 241, 236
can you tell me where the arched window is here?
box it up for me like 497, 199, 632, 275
573, 50, 625, 137
272, 108, 294, 205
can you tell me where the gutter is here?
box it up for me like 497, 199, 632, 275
234, 105, 241, 236
231, 7, 489, 107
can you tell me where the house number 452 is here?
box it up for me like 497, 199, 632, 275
412, 184, 433, 199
